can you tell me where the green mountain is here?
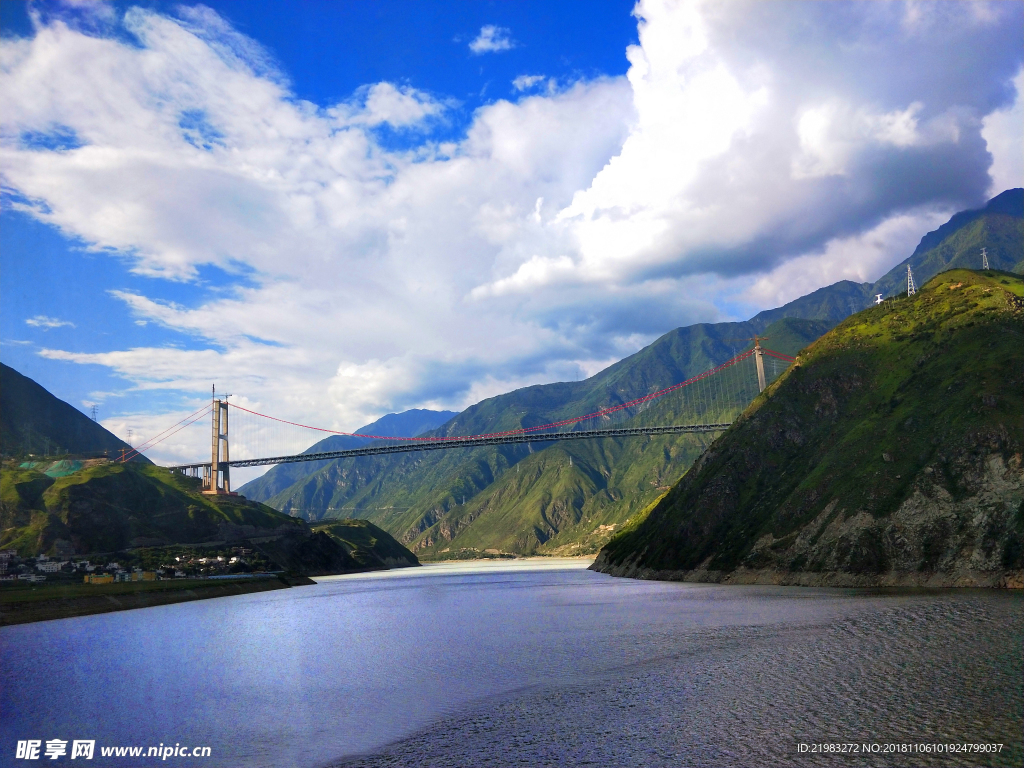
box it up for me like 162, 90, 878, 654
872, 188, 1024, 297
1, 363, 148, 462
0, 461, 303, 556
237, 190, 1022, 560
0, 459, 419, 576
255, 316, 826, 557
238, 408, 456, 501
594, 270, 1024, 587
312, 519, 419, 569
753, 188, 1023, 324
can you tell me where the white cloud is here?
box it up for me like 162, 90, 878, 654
2, 0, 1021, 465
349, 82, 448, 128
26, 315, 75, 329
512, 75, 546, 92
471, 255, 577, 298
738, 207, 953, 311
469, 25, 514, 55
982, 67, 1024, 196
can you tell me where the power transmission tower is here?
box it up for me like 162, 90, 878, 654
127, 429, 133, 447
91, 405, 98, 422
907, 265, 917, 296
981, 247, 990, 270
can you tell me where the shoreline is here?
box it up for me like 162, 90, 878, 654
0, 575, 315, 626
590, 555, 1024, 589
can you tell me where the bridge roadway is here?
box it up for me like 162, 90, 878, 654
169, 423, 733, 471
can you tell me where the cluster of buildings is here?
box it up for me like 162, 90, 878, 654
0, 546, 261, 585
0, 552, 173, 584
166, 547, 254, 576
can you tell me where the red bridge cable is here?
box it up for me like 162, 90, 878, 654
119, 404, 212, 463
227, 346, 788, 444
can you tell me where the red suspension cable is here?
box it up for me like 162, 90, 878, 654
228, 346, 780, 443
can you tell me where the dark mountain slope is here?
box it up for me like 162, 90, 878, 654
312, 519, 419, 569
594, 270, 1024, 587
1, 461, 303, 556
1, 363, 147, 462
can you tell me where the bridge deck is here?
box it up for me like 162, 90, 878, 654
169, 423, 732, 470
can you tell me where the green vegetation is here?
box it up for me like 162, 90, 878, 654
239, 409, 456, 502
596, 270, 1024, 583
0, 461, 304, 556
247, 316, 825, 559
239, 192, 1021, 560
0, 461, 420, 580
313, 519, 419, 568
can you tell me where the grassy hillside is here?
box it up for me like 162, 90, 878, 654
261, 317, 826, 558
595, 270, 1024, 586
0, 461, 304, 556
313, 519, 419, 568
1, 363, 146, 461
240, 192, 1022, 560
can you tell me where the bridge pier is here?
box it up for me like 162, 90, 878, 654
754, 339, 767, 393
203, 388, 236, 495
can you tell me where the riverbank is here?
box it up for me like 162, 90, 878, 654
590, 552, 1024, 589
0, 575, 315, 626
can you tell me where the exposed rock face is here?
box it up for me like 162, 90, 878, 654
595, 453, 1023, 588
593, 270, 1024, 589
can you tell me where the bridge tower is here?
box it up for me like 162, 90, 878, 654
203, 385, 234, 495
753, 336, 767, 393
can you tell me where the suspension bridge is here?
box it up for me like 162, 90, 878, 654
122, 340, 795, 494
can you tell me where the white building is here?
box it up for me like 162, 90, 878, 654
36, 561, 64, 573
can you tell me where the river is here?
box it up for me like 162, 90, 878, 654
1, 559, 1020, 767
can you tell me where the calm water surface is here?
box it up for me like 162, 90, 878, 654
1, 560, 1020, 768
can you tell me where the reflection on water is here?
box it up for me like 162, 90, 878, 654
2, 560, 1020, 768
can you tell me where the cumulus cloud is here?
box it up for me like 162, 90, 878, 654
512, 74, 547, 92
739, 207, 953, 311
982, 67, 1024, 196
2, 0, 1021, 465
26, 315, 75, 329
347, 82, 448, 128
469, 25, 515, 54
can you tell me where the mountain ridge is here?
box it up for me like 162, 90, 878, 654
239, 190, 1022, 560
593, 269, 1024, 587
1, 363, 149, 463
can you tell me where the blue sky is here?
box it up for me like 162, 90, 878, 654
0, 0, 639, 419
1, 0, 1022, 468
